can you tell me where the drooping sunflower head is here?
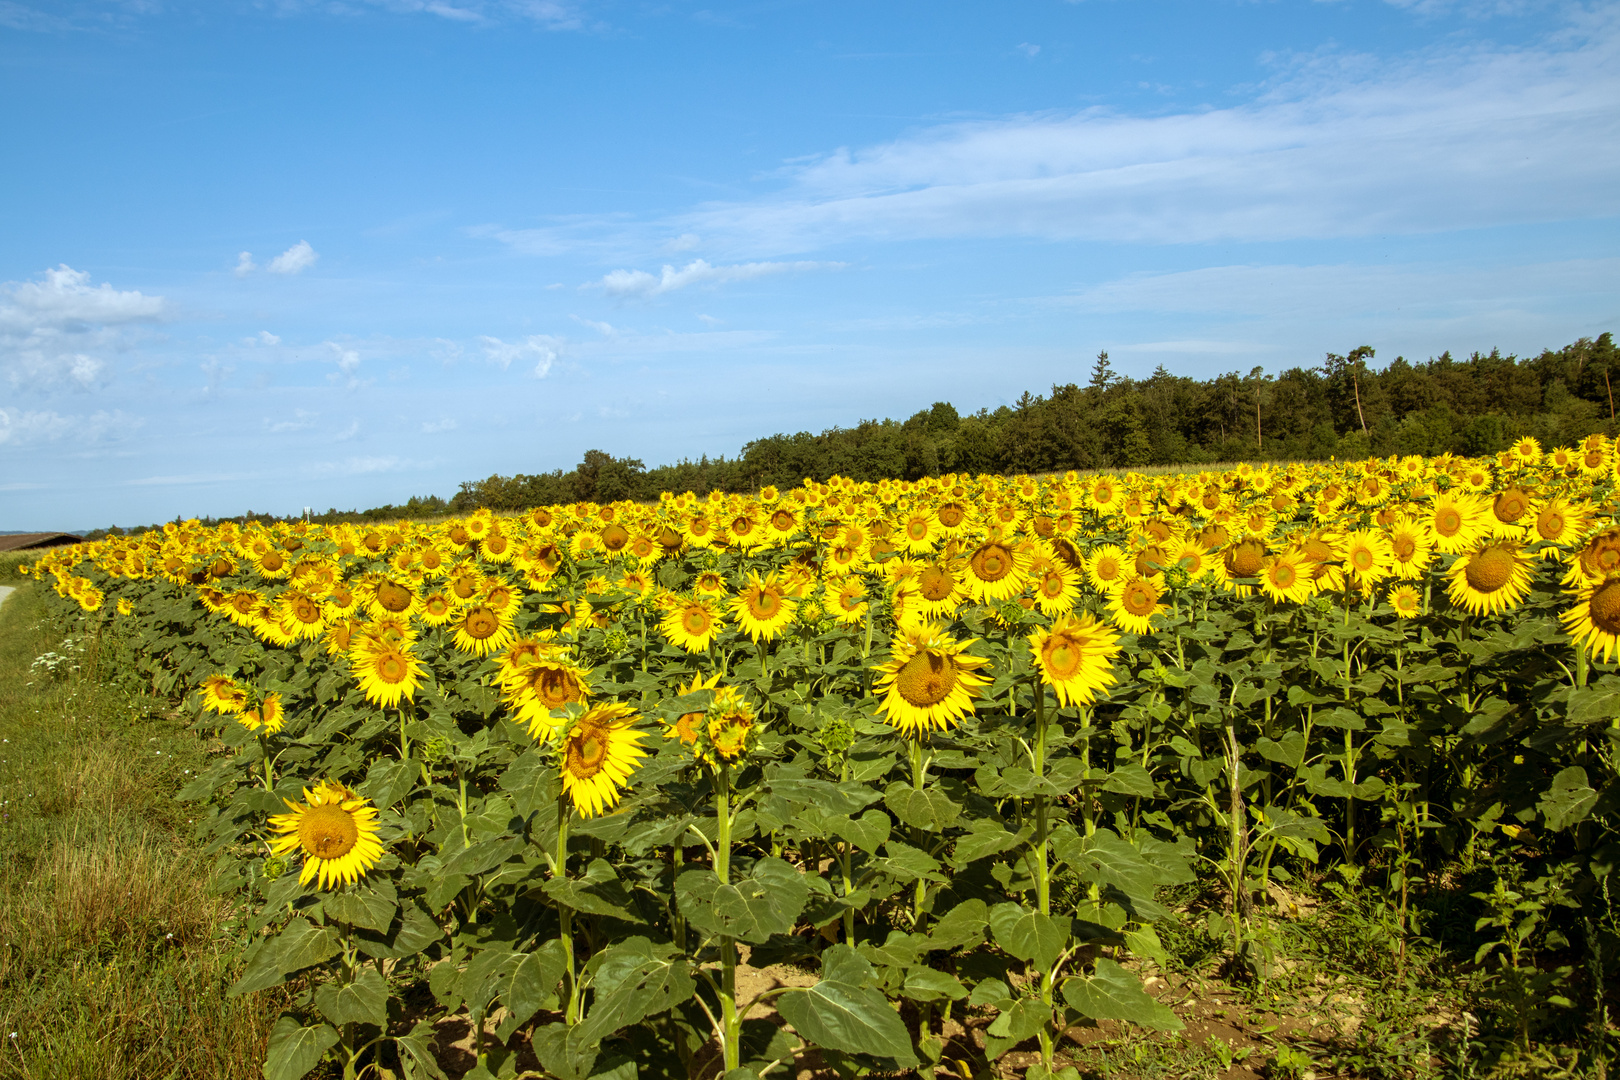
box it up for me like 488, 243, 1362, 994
200, 674, 249, 716
267, 780, 385, 890
874, 623, 992, 737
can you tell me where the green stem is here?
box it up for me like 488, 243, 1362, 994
715, 764, 741, 1072
554, 788, 579, 1025
910, 736, 930, 928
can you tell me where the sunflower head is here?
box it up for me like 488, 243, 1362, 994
267, 781, 385, 890
556, 702, 647, 818
874, 624, 992, 737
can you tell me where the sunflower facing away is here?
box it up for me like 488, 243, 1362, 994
1446, 541, 1533, 616
1027, 614, 1121, 708
558, 702, 648, 818
268, 781, 385, 889
874, 623, 992, 736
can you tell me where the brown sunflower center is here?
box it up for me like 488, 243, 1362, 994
376, 652, 409, 683
771, 510, 796, 532
895, 651, 958, 708
298, 804, 359, 860
1122, 581, 1159, 617
1041, 635, 1084, 679
1494, 489, 1532, 523
425, 596, 450, 617
567, 730, 609, 779
747, 589, 782, 619
536, 668, 583, 707
1464, 546, 1516, 593
1590, 581, 1620, 634
464, 607, 499, 639
602, 524, 630, 551
292, 598, 320, 624
452, 575, 478, 599
1039, 572, 1065, 598
1270, 561, 1297, 588
906, 517, 931, 541
1435, 508, 1464, 537
919, 565, 956, 602
1351, 546, 1376, 572
1223, 540, 1266, 577
1537, 508, 1566, 540
376, 581, 413, 612
1392, 535, 1417, 561
938, 503, 965, 528
682, 606, 712, 635
971, 543, 1014, 582
262, 552, 285, 572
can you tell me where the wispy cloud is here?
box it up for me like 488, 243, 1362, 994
0, 407, 143, 447
645, 13, 1620, 253
267, 240, 319, 275
479, 334, 559, 376
593, 258, 843, 299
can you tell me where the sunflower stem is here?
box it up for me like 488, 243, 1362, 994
554, 788, 580, 1025
909, 736, 930, 929
715, 762, 741, 1073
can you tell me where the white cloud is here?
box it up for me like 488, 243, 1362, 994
0, 266, 166, 391
1017, 42, 1040, 57
572, 317, 617, 337
267, 240, 319, 275
235, 251, 257, 277
267, 409, 318, 433
666, 14, 1620, 251
696, 313, 724, 326
422, 417, 458, 433
0, 407, 143, 447
307, 455, 405, 477
258, 330, 281, 345
664, 233, 702, 252
594, 258, 842, 299
480, 334, 559, 377
326, 342, 362, 373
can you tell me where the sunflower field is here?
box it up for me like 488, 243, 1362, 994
21, 438, 1620, 1080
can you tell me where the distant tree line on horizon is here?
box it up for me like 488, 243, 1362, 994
445, 332, 1620, 510
80, 332, 1619, 539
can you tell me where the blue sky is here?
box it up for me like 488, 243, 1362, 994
2, 0, 1618, 530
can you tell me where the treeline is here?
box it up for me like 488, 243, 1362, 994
450, 333, 1620, 509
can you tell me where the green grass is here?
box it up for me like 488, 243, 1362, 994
0, 583, 285, 1080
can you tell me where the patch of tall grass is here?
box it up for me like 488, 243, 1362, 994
0, 584, 287, 1080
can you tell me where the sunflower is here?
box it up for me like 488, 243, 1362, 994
558, 703, 647, 818
704, 686, 759, 763
1489, 487, 1536, 537
277, 589, 327, 641
1341, 529, 1394, 591
419, 591, 458, 626
913, 559, 968, 619
452, 604, 516, 657
1447, 541, 1534, 616
1031, 558, 1081, 616
1109, 575, 1167, 634
505, 650, 592, 740
1086, 543, 1128, 595
963, 539, 1029, 602
873, 623, 992, 736
1561, 574, 1620, 663
1387, 517, 1435, 580
660, 596, 723, 652
1221, 538, 1268, 581
268, 781, 385, 889
1424, 493, 1489, 554
351, 641, 427, 708
1259, 552, 1314, 605
666, 671, 722, 746
239, 691, 287, 735
1027, 614, 1120, 707
116, 597, 134, 616
1531, 497, 1588, 554
897, 512, 938, 555
200, 674, 248, 715
830, 579, 870, 625
731, 573, 797, 642
1388, 583, 1422, 619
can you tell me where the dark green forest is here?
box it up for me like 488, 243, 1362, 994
438, 332, 1619, 511
80, 332, 1620, 538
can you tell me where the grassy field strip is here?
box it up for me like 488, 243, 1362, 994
0, 583, 283, 1080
